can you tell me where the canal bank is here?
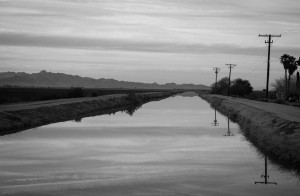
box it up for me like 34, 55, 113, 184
1, 93, 300, 196
199, 93, 300, 170
0, 92, 176, 136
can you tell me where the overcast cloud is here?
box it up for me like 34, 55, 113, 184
0, 0, 300, 88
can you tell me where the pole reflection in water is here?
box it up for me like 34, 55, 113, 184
255, 155, 278, 185
211, 108, 219, 126
2, 95, 299, 196
224, 117, 235, 136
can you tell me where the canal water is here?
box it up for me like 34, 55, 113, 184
0, 93, 299, 196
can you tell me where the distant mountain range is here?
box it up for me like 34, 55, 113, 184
0, 70, 209, 90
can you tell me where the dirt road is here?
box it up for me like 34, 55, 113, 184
209, 94, 300, 123
0, 94, 126, 112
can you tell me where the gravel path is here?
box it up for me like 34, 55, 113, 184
0, 94, 126, 112
209, 94, 300, 123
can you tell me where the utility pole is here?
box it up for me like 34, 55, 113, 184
258, 34, 281, 102
213, 67, 220, 88
226, 64, 236, 96
255, 155, 277, 185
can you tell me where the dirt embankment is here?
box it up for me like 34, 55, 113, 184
199, 94, 300, 170
0, 92, 176, 136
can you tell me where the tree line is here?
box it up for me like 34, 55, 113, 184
211, 54, 300, 102
210, 77, 253, 97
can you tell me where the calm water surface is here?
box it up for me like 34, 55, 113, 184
0, 93, 299, 196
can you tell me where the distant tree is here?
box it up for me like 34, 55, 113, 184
230, 78, 253, 96
272, 75, 299, 100
296, 57, 300, 67
210, 77, 229, 95
271, 77, 285, 97
295, 58, 300, 89
211, 77, 253, 97
91, 92, 98, 97
280, 54, 297, 99
288, 63, 298, 98
68, 87, 84, 98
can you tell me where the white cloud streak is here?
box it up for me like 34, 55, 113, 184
0, 0, 300, 88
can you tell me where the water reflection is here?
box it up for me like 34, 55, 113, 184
73, 103, 142, 121
1, 95, 300, 196
255, 155, 278, 185
209, 103, 300, 188
123, 104, 142, 116
71, 103, 143, 123
224, 117, 235, 136
177, 91, 198, 97
74, 117, 82, 123
211, 108, 219, 126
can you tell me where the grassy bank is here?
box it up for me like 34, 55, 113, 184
0, 87, 177, 104
0, 92, 177, 136
199, 93, 300, 171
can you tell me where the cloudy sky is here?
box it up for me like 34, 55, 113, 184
0, 0, 300, 89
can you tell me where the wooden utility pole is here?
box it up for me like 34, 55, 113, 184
258, 34, 281, 102
226, 64, 236, 96
213, 67, 220, 88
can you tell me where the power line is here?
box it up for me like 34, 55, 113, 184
232, 37, 260, 79
239, 60, 267, 78
237, 37, 261, 63
281, 28, 300, 35
258, 34, 281, 102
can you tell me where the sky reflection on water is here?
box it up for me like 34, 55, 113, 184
0, 93, 299, 195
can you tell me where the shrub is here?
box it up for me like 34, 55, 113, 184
68, 87, 84, 98
91, 92, 98, 97
211, 77, 253, 97
126, 93, 143, 104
